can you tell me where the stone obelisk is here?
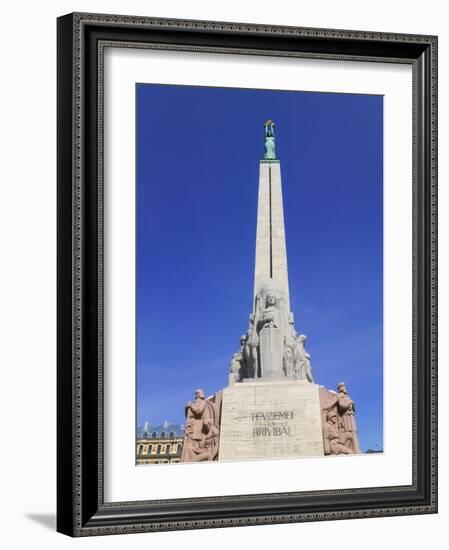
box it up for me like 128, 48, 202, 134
254, 165, 290, 314
218, 121, 325, 461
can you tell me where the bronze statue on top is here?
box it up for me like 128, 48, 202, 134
264, 119, 276, 160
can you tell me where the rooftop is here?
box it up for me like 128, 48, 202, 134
137, 421, 184, 439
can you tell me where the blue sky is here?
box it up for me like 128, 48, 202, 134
136, 83, 383, 452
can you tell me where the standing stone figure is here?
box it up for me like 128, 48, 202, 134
181, 389, 222, 462
228, 353, 242, 386
257, 290, 285, 378
319, 383, 361, 455
335, 383, 359, 452
282, 344, 295, 377
258, 293, 282, 330
228, 335, 247, 385
293, 334, 314, 382
243, 317, 259, 378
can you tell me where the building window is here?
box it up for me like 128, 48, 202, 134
166, 444, 171, 454
138, 444, 143, 455
175, 444, 180, 454
143, 431, 148, 439
147, 444, 152, 454
151, 431, 157, 439
160, 431, 166, 439
169, 431, 175, 438
157, 444, 161, 455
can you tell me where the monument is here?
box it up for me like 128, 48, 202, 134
181, 120, 361, 462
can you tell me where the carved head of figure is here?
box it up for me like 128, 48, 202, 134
327, 410, 338, 425
337, 382, 347, 394
194, 388, 205, 400
256, 279, 285, 311
240, 334, 247, 346
298, 334, 307, 343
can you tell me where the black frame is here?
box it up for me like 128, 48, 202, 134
57, 12, 438, 536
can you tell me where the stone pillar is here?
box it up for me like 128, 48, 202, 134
259, 325, 283, 378
254, 161, 290, 312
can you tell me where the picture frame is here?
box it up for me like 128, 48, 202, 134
57, 12, 438, 536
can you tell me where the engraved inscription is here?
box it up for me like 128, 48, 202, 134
253, 426, 291, 437
251, 411, 294, 421
250, 410, 294, 438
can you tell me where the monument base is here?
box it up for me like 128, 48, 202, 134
218, 380, 324, 461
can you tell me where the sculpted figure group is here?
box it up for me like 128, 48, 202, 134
182, 283, 360, 462
228, 281, 314, 383
181, 389, 222, 462
181, 381, 360, 461
320, 383, 360, 455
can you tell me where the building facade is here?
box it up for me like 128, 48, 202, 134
136, 422, 184, 465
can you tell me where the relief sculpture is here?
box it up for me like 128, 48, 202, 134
181, 389, 222, 462
228, 279, 315, 382
319, 383, 361, 455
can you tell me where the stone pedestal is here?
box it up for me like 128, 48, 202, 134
259, 325, 283, 378
218, 380, 324, 461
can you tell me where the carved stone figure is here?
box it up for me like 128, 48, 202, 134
323, 410, 354, 455
282, 344, 295, 377
228, 353, 242, 386
228, 277, 315, 383
293, 334, 314, 382
181, 389, 222, 462
253, 290, 284, 377
264, 120, 276, 160
335, 383, 359, 451
243, 320, 259, 378
228, 335, 248, 385
319, 383, 361, 455
258, 293, 282, 330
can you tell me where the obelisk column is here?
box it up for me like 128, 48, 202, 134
253, 121, 290, 312
218, 121, 325, 461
